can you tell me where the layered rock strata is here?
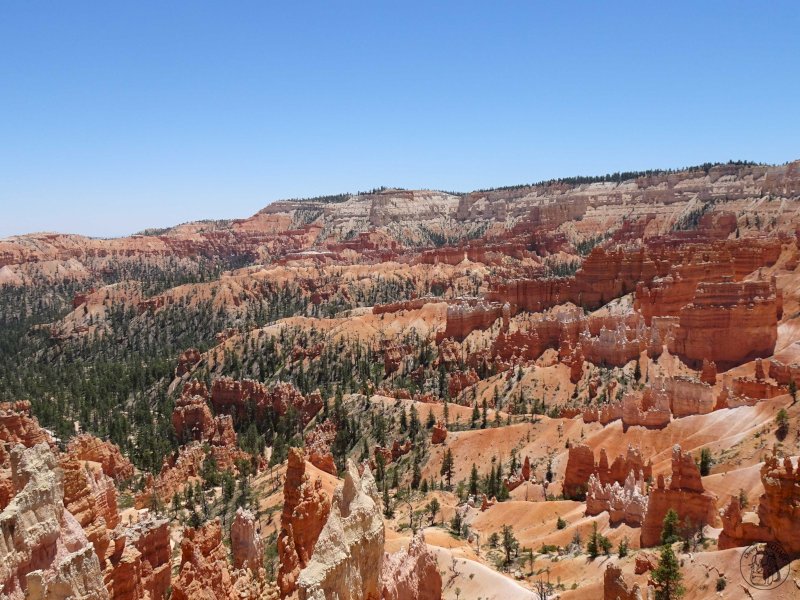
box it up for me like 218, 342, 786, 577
564, 444, 651, 500
297, 460, 385, 600
719, 449, 800, 554
380, 531, 442, 600
211, 378, 322, 426
277, 448, 332, 596
0, 443, 108, 600
231, 507, 263, 573
65, 435, 134, 482
640, 445, 718, 547
669, 277, 780, 369
304, 420, 338, 475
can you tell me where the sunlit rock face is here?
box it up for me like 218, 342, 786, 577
297, 460, 385, 600
0, 444, 107, 600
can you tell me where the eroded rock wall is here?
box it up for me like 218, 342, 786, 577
640, 445, 718, 547
297, 460, 385, 600
0, 444, 108, 600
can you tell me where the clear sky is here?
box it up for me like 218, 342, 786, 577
1, 2, 798, 238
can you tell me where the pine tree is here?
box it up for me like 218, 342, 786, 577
600, 534, 613, 555
450, 511, 463, 537
776, 408, 789, 440
698, 448, 712, 476
409, 404, 421, 440
375, 452, 386, 484
427, 497, 440, 524
587, 522, 599, 558
382, 485, 394, 519
501, 524, 518, 566
411, 459, 421, 490
481, 398, 488, 429
488, 460, 497, 497
440, 448, 454, 489
661, 509, 680, 545
469, 463, 479, 497
496, 460, 509, 500
652, 544, 685, 599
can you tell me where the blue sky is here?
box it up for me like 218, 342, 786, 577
1, 2, 798, 238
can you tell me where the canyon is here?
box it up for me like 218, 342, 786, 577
2, 160, 800, 599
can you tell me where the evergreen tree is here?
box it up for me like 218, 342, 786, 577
409, 404, 421, 440
382, 485, 394, 519
450, 511, 463, 537
375, 452, 386, 484
501, 524, 518, 566
652, 544, 685, 599
427, 497, 440, 524
411, 459, 421, 490
587, 522, 600, 558
661, 509, 680, 545
600, 534, 613, 556
440, 448, 454, 489
698, 448, 713, 476
469, 463, 479, 497
496, 460, 509, 500
776, 408, 789, 440
221, 470, 235, 504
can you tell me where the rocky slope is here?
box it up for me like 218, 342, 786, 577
2, 159, 800, 599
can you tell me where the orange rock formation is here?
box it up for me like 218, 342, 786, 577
719, 449, 800, 554
564, 444, 652, 500
211, 377, 322, 426
603, 564, 643, 600
304, 419, 338, 475
640, 445, 718, 547
66, 434, 134, 482
277, 448, 332, 596
380, 531, 442, 600
231, 507, 263, 573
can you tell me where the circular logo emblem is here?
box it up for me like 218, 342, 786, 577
740, 541, 791, 590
